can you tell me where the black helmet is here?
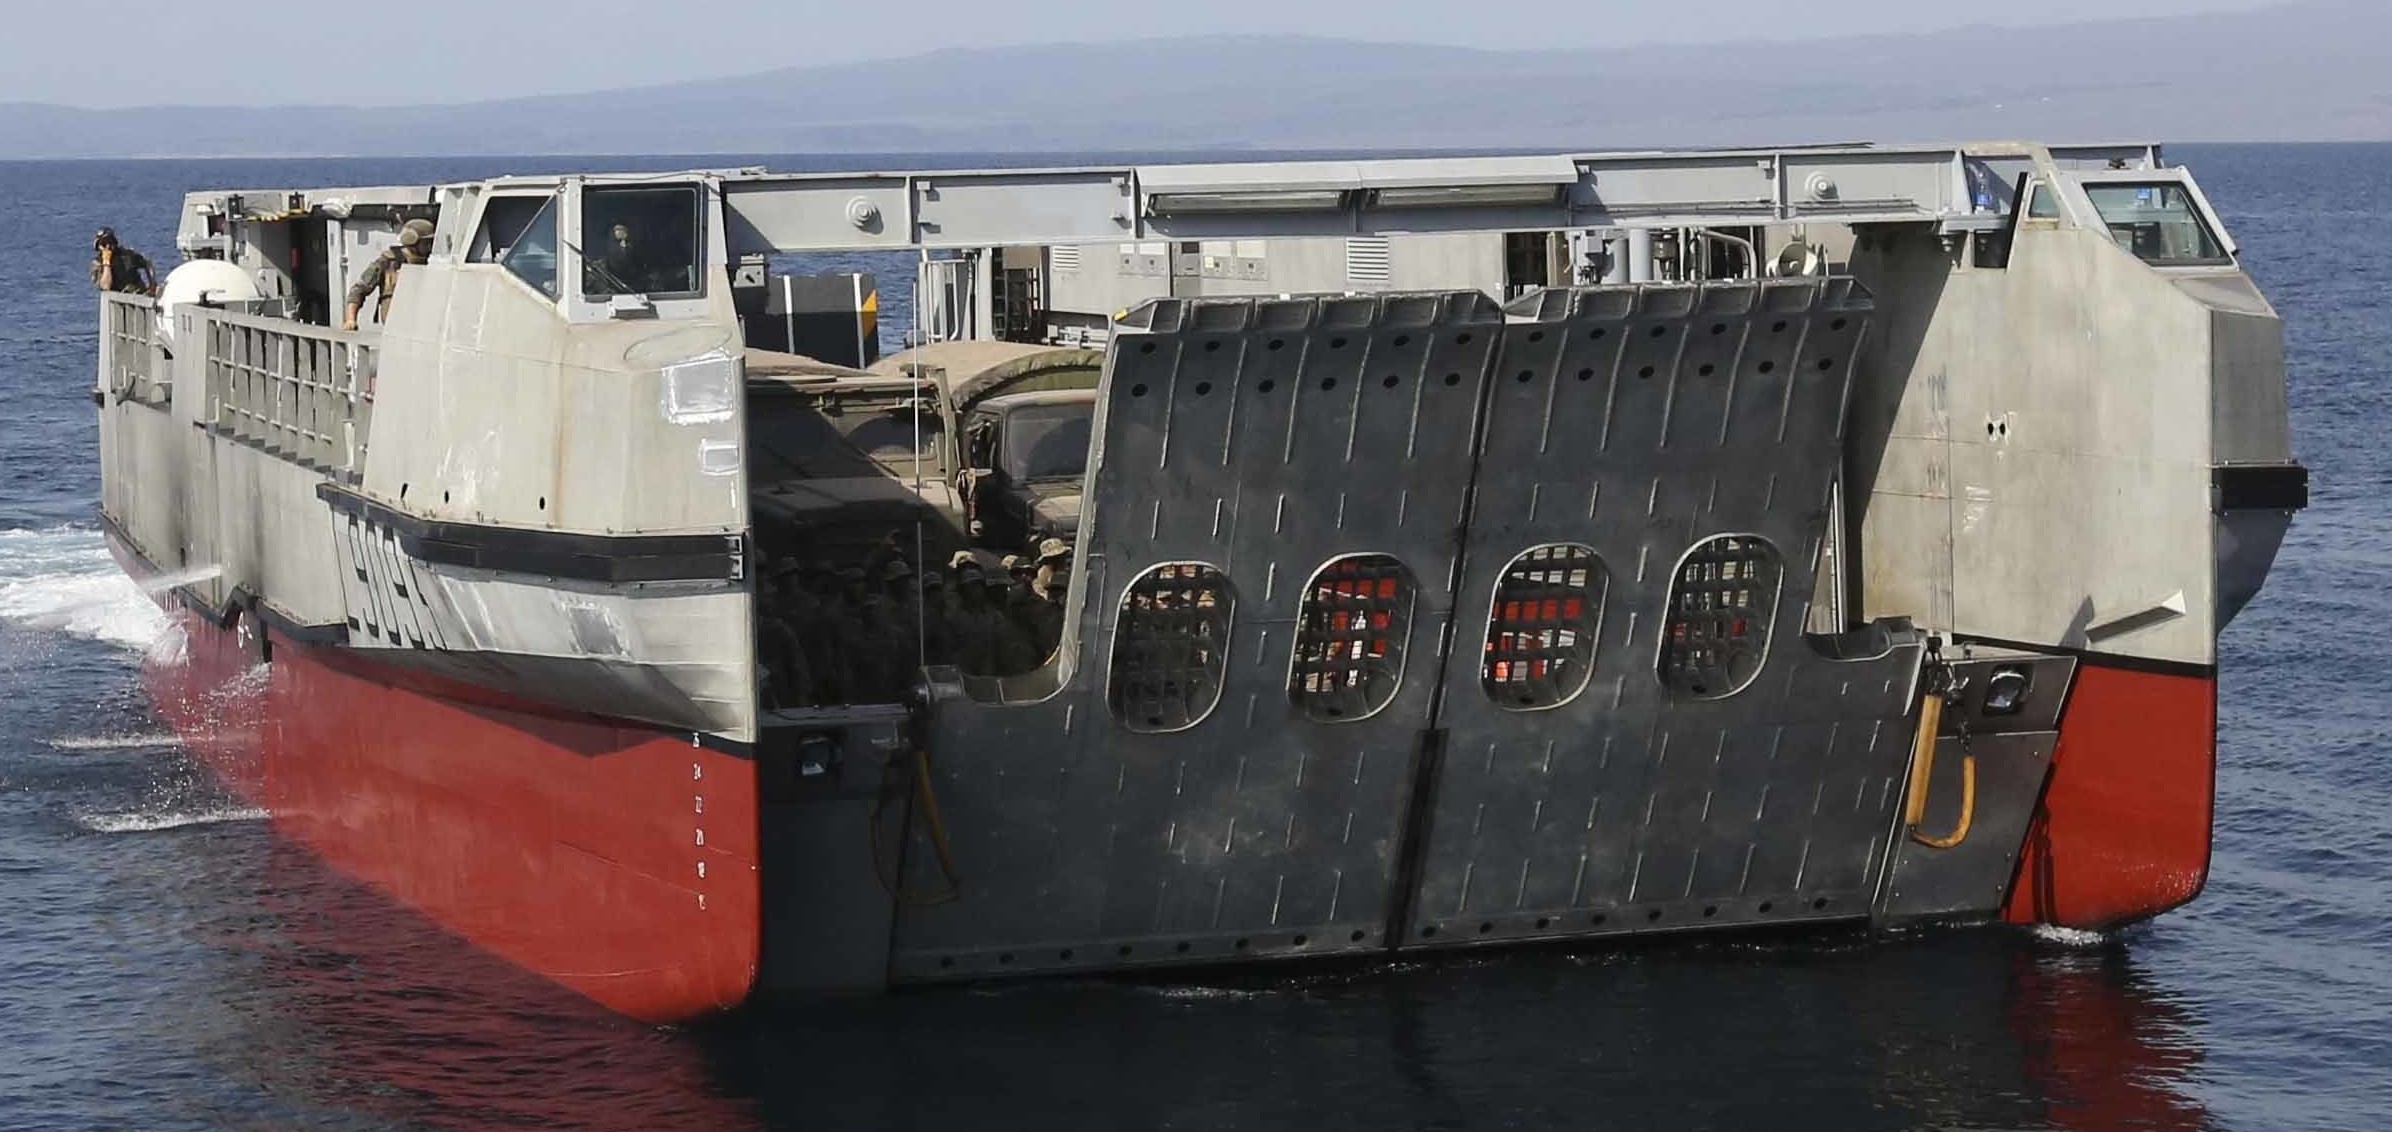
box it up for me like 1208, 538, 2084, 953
94, 227, 118, 247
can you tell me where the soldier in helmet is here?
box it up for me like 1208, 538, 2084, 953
90, 228, 158, 295
997, 554, 1047, 670
945, 558, 1005, 675
1032, 537, 1073, 603
917, 567, 957, 667
342, 219, 434, 331
756, 560, 816, 708
792, 563, 846, 704
824, 566, 873, 701
1022, 539, 1071, 659
941, 550, 983, 623
858, 558, 923, 700
987, 572, 1045, 675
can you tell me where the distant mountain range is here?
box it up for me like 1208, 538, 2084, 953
6, 1, 2390, 158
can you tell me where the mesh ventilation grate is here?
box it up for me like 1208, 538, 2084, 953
1108, 563, 1234, 732
1658, 535, 1782, 700
1482, 544, 1606, 710
1289, 555, 1415, 722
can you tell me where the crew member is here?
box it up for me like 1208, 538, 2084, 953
1032, 537, 1073, 602
342, 220, 433, 331
1022, 541, 1070, 658
758, 560, 818, 707
917, 568, 955, 666
591, 221, 657, 295
858, 559, 921, 701
995, 579, 1049, 674
90, 228, 158, 295
947, 559, 1006, 675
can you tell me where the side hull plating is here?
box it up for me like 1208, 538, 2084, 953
124, 540, 762, 1023
2004, 663, 2218, 929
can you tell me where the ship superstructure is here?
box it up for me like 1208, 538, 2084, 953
95, 142, 2305, 1020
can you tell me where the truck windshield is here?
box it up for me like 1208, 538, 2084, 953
2083, 182, 2232, 267
1004, 402, 1094, 482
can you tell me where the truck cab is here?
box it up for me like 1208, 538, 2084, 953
869, 342, 1104, 554
960, 389, 1097, 552
745, 351, 967, 568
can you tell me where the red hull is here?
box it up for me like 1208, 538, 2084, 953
138, 601, 761, 1023
2004, 664, 2218, 930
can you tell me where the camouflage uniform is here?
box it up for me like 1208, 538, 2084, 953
1014, 578, 1065, 663
1031, 537, 1073, 603
789, 569, 845, 703
949, 573, 1004, 675
90, 229, 156, 294
758, 615, 815, 708
918, 569, 957, 667
824, 568, 874, 702
993, 583, 1048, 674
858, 560, 924, 701
344, 220, 433, 329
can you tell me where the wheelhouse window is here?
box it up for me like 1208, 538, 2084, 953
2084, 182, 2232, 267
1482, 544, 1606, 710
1658, 536, 1782, 701
469, 195, 550, 263
492, 197, 559, 299
582, 185, 703, 298
1289, 555, 1415, 722
2024, 182, 2061, 220
1108, 563, 1233, 732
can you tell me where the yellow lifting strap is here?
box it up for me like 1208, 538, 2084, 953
1902, 663, 1977, 850
869, 748, 964, 906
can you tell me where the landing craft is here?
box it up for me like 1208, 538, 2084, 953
94, 145, 2306, 1021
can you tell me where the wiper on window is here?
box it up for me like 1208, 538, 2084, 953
562, 236, 638, 296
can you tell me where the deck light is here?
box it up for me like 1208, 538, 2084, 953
1368, 183, 1566, 209
1982, 667, 2030, 716
1146, 189, 1349, 217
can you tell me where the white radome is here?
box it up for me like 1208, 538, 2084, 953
156, 259, 263, 350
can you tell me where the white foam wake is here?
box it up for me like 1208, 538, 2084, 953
47, 733, 183, 752
2030, 924, 2116, 948
74, 805, 268, 834
0, 525, 171, 650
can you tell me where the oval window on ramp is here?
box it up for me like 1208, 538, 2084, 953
1658, 535, 1783, 701
1289, 554, 1416, 722
1107, 562, 1234, 733
1481, 544, 1608, 711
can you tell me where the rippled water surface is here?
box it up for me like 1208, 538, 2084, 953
1, 145, 2383, 1130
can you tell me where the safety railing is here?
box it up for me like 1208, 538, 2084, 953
99, 293, 168, 406
202, 309, 375, 480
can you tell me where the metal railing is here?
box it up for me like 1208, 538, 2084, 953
202, 309, 375, 479
100, 293, 168, 405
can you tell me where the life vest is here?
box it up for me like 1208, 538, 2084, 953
372, 247, 431, 320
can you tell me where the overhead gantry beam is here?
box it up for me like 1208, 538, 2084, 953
720, 142, 2163, 254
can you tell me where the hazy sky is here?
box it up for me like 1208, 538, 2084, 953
12, 0, 2283, 108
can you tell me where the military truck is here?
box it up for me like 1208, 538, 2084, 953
868, 342, 1104, 555
745, 348, 967, 570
